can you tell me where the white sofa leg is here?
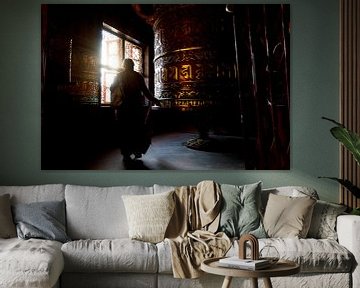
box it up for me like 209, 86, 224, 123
337, 215, 360, 288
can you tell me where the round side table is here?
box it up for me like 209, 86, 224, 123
201, 257, 300, 288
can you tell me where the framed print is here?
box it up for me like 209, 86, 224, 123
41, 4, 290, 170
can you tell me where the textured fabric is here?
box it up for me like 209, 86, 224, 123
65, 185, 153, 239
156, 240, 173, 274
12, 200, 70, 243
195, 181, 222, 232
164, 185, 194, 239
261, 186, 319, 213
122, 191, 175, 243
159, 236, 353, 275
167, 231, 231, 279
0, 194, 16, 238
164, 181, 221, 239
255, 238, 352, 273
307, 200, 347, 240
157, 273, 230, 288
0, 184, 65, 204
0, 238, 64, 288
337, 215, 360, 288
263, 193, 316, 238
161, 236, 230, 274
153, 184, 176, 194
61, 273, 157, 288
267, 273, 351, 288
218, 182, 266, 238
61, 239, 158, 273
164, 181, 231, 279
157, 272, 351, 288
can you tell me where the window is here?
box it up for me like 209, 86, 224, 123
100, 23, 143, 104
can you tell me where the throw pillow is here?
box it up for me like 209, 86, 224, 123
12, 200, 70, 243
0, 194, 17, 238
263, 193, 316, 238
307, 200, 347, 240
218, 182, 267, 238
122, 190, 175, 243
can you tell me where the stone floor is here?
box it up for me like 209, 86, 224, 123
87, 131, 247, 170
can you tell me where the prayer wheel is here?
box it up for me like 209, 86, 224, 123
153, 5, 236, 111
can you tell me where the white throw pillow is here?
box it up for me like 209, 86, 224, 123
122, 191, 175, 243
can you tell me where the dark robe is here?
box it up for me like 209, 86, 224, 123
111, 69, 151, 158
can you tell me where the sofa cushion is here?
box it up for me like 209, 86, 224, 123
153, 184, 177, 194
65, 185, 153, 239
257, 238, 354, 273
0, 238, 64, 288
218, 182, 266, 238
0, 184, 65, 204
261, 186, 319, 213
61, 273, 157, 288
156, 240, 173, 274
158, 237, 354, 275
61, 239, 158, 273
307, 200, 347, 240
263, 193, 316, 238
224, 237, 354, 274
0, 194, 16, 238
122, 190, 175, 243
12, 200, 70, 243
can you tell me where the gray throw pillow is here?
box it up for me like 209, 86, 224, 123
218, 182, 267, 238
0, 194, 17, 238
12, 200, 70, 243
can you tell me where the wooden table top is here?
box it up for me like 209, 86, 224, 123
201, 257, 300, 278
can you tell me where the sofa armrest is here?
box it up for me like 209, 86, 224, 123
337, 215, 360, 288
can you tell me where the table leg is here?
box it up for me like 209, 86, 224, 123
251, 278, 258, 288
222, 276, 233, 288
263, 277, 273, 288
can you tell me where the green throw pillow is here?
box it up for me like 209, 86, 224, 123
218, 182, 266, 238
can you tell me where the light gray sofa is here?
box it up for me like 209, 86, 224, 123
0, 183, 359, 288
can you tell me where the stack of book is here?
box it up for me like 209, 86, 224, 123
218, 257, 271, 270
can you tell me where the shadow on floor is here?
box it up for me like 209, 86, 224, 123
87, 132, 248, 170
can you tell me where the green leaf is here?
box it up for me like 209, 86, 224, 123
322, 117, 360, 165
351, 208, 360, 215
322, 116, 344, 127
319, 177, 360, 199
330, 127, 360, 165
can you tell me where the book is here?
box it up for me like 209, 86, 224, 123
218, 257, 271, 270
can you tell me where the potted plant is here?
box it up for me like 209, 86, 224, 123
320, 117, 360, 215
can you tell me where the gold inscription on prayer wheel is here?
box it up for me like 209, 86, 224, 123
153, 5, 236, 111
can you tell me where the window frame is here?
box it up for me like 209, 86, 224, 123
100, 22, 144, 105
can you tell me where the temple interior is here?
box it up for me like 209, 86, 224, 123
41, 4, 290, 170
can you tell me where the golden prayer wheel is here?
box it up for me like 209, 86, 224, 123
153, 5, 236, 112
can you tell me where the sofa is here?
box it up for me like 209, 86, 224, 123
0, 182, 359, 288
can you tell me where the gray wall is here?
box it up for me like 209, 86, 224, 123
0, 0, 340, 203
